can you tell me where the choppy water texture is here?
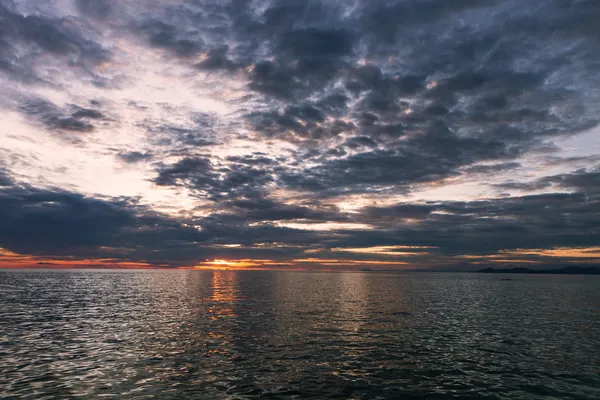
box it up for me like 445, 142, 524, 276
1, 270, 599, 399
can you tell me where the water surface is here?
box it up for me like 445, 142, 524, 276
1, 270, 599, 399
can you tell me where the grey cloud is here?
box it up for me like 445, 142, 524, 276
138, 19, 204, 57
0, 168, 14, 186
281, 125, 517, 194
153, 157, 214, 187
231, 198, 344, 223
278, 27, 354, 58
349, 190, 600, 256
142, 112, 222, 149
556, 169, 600, 193
75, 0, 114, 20
362, 204, 437, 220
0, 181, 212, 265
495, 167, 600, 194
20, 98, 104, 132
343, 136, 378, 150
117, 151, 154, 164
0, 185, 135, 254
0, 1, 110, 82
153, 155, 275, 201
196, 46, 241, 71
226, 154, 277, 166
71, 107, 104, 119
462, 162, 521, 175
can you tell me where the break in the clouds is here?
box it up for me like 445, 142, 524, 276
0, 0, 599, 269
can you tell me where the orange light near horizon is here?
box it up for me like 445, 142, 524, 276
331, 245, 436, 256
0, 247, 161, 269
502, 247, 600, 259
458, 246, 600, 262
192, 259, 292, 270
293, 258, 410, 266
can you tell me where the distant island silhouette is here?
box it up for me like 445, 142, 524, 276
478, 266, 600, 275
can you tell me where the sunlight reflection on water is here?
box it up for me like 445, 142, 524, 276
1, 270, 599, 399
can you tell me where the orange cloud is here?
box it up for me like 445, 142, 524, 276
500, 247, 600, 259
0, 248, 157, 269
331, 245, 435, 256
191, 259, 293, 270
293, 258, 410, 267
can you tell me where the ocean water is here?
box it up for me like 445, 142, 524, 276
0, 270, 599, 399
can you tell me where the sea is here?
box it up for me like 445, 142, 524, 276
0, 270, 599, 399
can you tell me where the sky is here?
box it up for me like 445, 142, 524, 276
0, 0, 599, 270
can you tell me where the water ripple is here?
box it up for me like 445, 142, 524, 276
1, 270, 599, 399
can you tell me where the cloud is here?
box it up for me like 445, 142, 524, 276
153, 155, 276, 201
75, 0, 114, 20
137, 19, 204, 57
19, 98, 101, 132
462, 162, 521, 175
495, 166, 600, 194
279, 125, 517, 196
196, 46, 241, 71
116, 151, 153, 164
0, 1, 110, 82
141, 112, 221, 149
353, 190, 600, 256
220, 197, 346, 224
0, 168, 13, 186
0, 181, 211, 266
1, 0, 599, 269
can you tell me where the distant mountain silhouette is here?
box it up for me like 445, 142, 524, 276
478, 266, 600, 275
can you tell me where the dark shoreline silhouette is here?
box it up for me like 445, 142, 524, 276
478, 266, 600, 275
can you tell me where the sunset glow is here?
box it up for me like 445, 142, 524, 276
0, 0, 597, 271
2, 2, 599, 400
